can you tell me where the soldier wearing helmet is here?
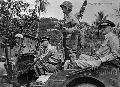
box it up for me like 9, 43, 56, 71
60, 1, 73, 13
60, 1, 79, 53
11, 33, 25, 65
15, 33, 23, 45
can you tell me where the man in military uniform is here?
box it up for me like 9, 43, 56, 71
11, 33, 24, 65
64, 48, 78, 69
95, 20, 120, 62
60, 1, 80, 52
35, 36, 61, 73
3, 33, 24, 84
64, 20, 120, 69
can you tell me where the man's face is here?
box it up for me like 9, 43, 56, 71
41, 40, 49, 47
15, 37, 21, 43
102, 26, 111, 35
105, 26, 111, 34
61, 6, 68, 14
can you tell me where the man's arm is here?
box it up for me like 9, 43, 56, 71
96, 37, 109, 55
40, 51, 52, 62
34, 49, 52, 62
64, 13, 80, 33
64, 27, 76, 33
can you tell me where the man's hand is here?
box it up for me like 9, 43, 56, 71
34, 58, 37, 61
63, 27, 74, 33
94, 54, 101, 60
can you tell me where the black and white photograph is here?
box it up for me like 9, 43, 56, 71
0, 0, 120, 87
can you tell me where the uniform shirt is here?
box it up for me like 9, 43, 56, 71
65, 12, 79, 24
103, 32, 120, 57
64, 12, 80, 51
65, 12, 79, 32
97, 32, 120, 57
41, 44, 60, 64
11, 43, 24, 57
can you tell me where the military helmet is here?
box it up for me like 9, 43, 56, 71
60, 1, 72, 11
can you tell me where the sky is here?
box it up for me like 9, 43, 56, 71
22, 0, 120, 25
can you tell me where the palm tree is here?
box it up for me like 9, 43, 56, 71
35, 0, 50, 38
114, 3, 120, 22
114, 3, 120, 35
93, 11, 108, 27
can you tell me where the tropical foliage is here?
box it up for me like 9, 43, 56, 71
93, 11, 108, 27
0, 0, 120, 56
35, 0, 50, 37
35, 0, 50, 14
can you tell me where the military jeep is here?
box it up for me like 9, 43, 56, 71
43, 58, 120, 87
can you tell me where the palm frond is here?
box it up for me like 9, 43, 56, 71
94, 11, 108, 27
76, 0, 87, 19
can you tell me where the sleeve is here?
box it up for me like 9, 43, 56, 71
69, 14, 80, 31
71, 13, 79, 24
41, 49, 52, 61
65, 27, 76, 33
64, 13, 80, 33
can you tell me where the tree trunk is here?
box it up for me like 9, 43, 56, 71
81, 27, 85, 46
0, 39, 2, 56
36, 21, 39, 38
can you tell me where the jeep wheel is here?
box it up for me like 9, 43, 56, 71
66, 77, 105, 87
74, 83, 97, 87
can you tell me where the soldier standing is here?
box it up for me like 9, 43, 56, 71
11, 33, 24, 66
60, 1, 80, 54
